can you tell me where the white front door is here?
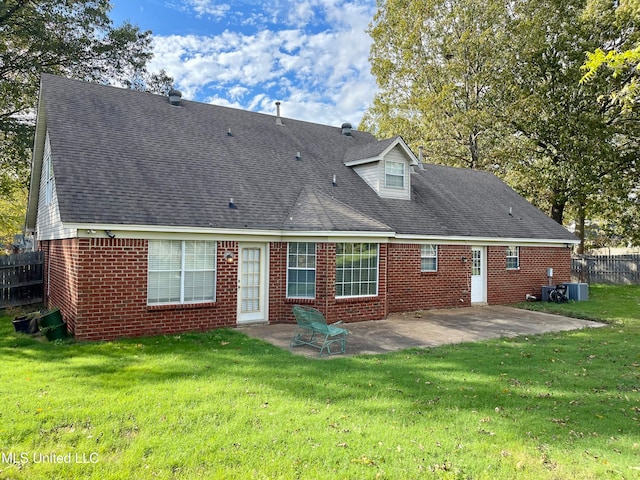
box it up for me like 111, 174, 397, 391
237, 243, 268, 324
471, 246, 487, 303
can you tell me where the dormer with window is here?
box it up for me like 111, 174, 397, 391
343, 136, 419, 200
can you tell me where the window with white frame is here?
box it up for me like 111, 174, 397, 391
385, 160, 405, 188
421, 244, 438, 272
335, 243, 378, 297
506, 246, 520, 270
287, 242, 316, 298
148, 240, 216, 305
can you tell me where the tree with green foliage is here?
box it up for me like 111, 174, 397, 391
500, 0, 636, 223
0, 188, 26, 252
583, 45, 640, 113
581, 0, 640, 116
361, 0, 513, 170
0, 0, 172, 246
577, 1, 639, 249
363, 0, 640, 250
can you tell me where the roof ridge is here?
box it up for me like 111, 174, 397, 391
40, 73, 378, 135
283, 185, 393, 232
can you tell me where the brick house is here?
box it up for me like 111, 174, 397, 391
25, 75, 577, 340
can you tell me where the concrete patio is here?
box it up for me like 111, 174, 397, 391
237, 305, 606, 358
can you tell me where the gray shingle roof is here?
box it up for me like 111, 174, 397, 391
343, 137, 399, 164
283, 186, 393, 232
36, 74, 577, 242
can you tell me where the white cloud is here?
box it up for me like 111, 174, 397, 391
182, 0, 230, 18
227, 85, 249, 100
203, 95, 244, 110
286, 2, 314, 26
150, 0, 377, 126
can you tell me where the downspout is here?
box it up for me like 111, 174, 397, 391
325, 243, 330, 318
385, 244, 389, 317
468, 265, 471, 304
46, 241, 50, 303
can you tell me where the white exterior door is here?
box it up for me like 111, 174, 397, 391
237, 243, 268, 324
471, 246, 487, 303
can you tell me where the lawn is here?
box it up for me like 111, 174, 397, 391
0, 284, 638, 479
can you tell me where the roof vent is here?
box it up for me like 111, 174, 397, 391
168, 88, 182, 106
341, 122, 352, 136
417, 145, 425, 170
275, 101, 283, 126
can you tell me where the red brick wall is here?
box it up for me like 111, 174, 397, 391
487, 246, 572, 304
387, 244, 572, 311
41, 237, 573, 340
388, 244, 472, 312
268, 242, 288, 322
44, 238, 239, 341
73, 238, 148, 340
40, 238, 79, 332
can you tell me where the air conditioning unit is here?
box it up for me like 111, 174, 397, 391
566, 283, 589, 301
541, 285, 555, 301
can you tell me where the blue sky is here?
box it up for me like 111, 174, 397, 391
110, 0, 378, 127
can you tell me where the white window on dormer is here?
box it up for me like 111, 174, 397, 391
385, 160, 405, 188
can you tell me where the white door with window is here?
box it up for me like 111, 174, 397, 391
471, 246, 487, 303
237, 243, 268, 324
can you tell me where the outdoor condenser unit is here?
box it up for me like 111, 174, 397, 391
566, 283, 589, 301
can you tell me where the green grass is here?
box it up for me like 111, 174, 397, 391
0, 284, 638, 479
516, 284, 640, 325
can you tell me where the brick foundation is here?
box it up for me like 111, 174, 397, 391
40, 238, 572, 340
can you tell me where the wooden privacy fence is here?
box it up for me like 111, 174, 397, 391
0, 252, 45, 307
572, 254, 640, 284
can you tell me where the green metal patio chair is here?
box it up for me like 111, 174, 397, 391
291, 305, 348, 356
291, 305, 317, 347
